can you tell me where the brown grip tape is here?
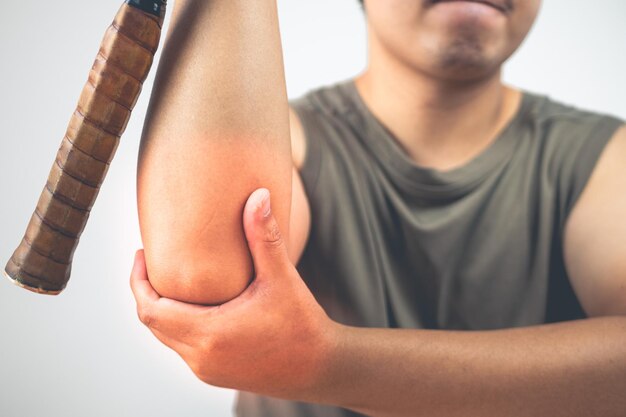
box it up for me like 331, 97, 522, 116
5, 3, 165, 294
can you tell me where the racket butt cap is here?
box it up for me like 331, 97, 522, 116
3, 265, 64, 296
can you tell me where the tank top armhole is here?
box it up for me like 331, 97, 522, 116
290, 98, 325, 195
558, 116, 624, 237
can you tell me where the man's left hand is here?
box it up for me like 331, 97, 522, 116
130, 188, 337, 400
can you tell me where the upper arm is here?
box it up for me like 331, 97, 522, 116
287, 107, 312, 265
564, 124, 626, 317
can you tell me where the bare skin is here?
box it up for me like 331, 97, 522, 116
134, 0, 626, 415
131, 132, 626, 415
354, 0, 532, 172
137, 0, 292, 305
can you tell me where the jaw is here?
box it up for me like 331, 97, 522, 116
363, 0, 538, 83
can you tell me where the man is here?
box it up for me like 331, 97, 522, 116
131, 0, 626, 416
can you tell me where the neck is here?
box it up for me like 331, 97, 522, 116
355, 37, 522, 171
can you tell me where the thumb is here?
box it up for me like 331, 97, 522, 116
243, 188, 291, 280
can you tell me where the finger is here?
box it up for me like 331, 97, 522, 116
140, 298, 211, 343
129, 249, 159, 303
243, 188, 292, 280
129, 249, 214, 345
149, 327, 191, 357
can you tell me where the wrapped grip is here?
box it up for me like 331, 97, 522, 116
5, 2, 166, 294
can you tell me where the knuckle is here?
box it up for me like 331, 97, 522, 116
189, 355, 214, 384
198, 334, 218, 355
137, 304, 156, 328
263, 221, 283, 248
189, 359, 206, 380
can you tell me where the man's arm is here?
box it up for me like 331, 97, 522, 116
131, 125, 626, 416
316, 126, 626, 417
129, 178, 626, 416
322, 317, 626, 417
564, 125, 626, 316
137, 0, 298, 304
287, 108, 311, 264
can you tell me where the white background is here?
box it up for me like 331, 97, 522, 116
0, 1, 624, 416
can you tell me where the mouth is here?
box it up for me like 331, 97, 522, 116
430, 0, 513, 14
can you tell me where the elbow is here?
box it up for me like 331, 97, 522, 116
143, 245, 253, 305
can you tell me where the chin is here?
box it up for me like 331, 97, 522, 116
434, 43, 499, 81
411, 22, 509, 82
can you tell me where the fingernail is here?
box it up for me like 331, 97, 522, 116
260, 189, 271, 218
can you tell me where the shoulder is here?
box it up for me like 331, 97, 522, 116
563, 123, 626, 316
523, 91, 623, 145
290, 80, 357, 119
288, 79, 360, 170
521, 91, 624, 223
534, 93, 626, 316
525, 92, 624, 148
286, 81, 360, 263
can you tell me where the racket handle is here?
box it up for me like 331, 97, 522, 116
4, 1, 167, 295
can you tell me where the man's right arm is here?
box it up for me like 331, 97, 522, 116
137, 0, 310, 305
287, 108, 311, 264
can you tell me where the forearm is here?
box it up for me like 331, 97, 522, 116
313, 316, 626, 417
137, 0, 291, 304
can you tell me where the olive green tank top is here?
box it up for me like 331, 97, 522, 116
236, 80, 623, 417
